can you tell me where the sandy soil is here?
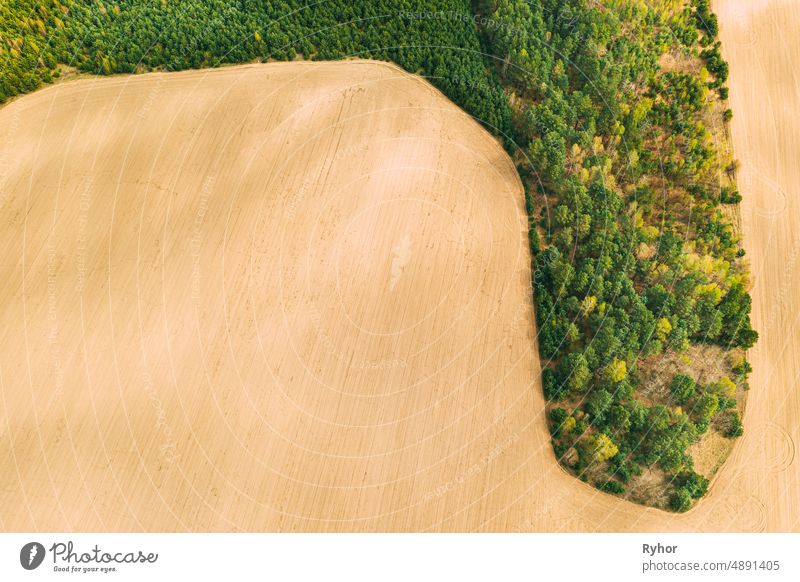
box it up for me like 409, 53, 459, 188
700, 0, 800, 531
0, 60, 551, 531
0, 50, 796, 531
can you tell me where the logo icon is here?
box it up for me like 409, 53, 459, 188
20, 542, 46, 570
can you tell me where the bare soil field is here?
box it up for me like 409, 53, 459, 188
0, 53, 796, 531
0, 60, 552, 531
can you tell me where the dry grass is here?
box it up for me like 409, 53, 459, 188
689, 428, 734, 477
637, 344, 738, 403
624, 468, 671, 510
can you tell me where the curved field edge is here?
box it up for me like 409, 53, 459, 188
0, 0, 756, 513
1, 60, 549, 531
473, 0, 755, 513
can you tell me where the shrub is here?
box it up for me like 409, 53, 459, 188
692, 392, 719, 424
606, 358, 628, 383
675, 471, 709, 499
669, 374, 696, 405
732, 359, 753, 378
717, 396, 736, 410
720, 187, 742, 204
721, 410, 744, 437
598, 480, 625, 494
669, 488, 693, 512
558, 352, 591, 394
587, 389, 613, 424
584, 434, 619, 463
549, 407, 568, 436
543, 368, 564, 401
713, 376, 737, 398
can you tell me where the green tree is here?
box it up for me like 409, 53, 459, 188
670, 374, 696, 405
585, 434, 619, 463
669, 488, 693, 512
558, 352, 591, 393
676, 471, 709, 499
606, 358, 628, 383
587, 389, 613, 423
693, 393, 719, 424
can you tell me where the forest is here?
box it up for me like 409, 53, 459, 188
0, 0, 755, 512
1, 0, 511, 134
474, 0, 754, 511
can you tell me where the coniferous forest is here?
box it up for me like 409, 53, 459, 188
1, 0, 756, 512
